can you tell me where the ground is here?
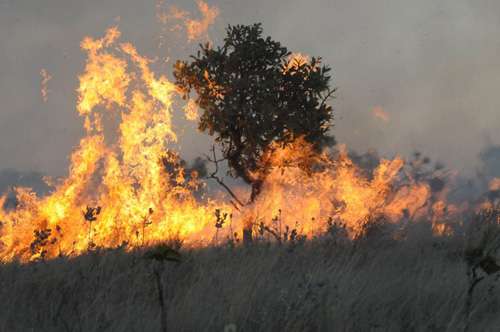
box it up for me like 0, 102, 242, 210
1, 222, 499, 332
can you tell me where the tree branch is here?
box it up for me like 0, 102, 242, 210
319, 87, 337, 110
206, 145, 245, 209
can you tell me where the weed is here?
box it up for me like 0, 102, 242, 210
83, 206, 101, 250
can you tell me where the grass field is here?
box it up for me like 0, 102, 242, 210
2, 217, 500, 332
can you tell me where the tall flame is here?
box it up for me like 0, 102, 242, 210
0, 27, 224, 262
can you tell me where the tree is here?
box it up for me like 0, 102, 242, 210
174, 23, 335, 205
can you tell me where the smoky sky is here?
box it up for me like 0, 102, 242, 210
0, 0, 499, 177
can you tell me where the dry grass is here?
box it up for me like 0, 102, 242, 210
1, 219, 500, 332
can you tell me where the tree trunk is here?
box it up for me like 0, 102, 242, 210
242, 227, 253, 245
249, 179, 263, 203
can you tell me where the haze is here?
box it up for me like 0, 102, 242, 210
0, 0, 499, 177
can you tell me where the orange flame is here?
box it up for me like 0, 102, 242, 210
246, 141, 431, 237
372, 106, 390, 123
0, 27, 227, 262
490, 178, 500, 191
0, 27, 459, 263
283, 53, 311, 73
185, 0, 219, 41
156, 0, 219, 42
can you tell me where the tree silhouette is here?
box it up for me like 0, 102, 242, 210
174, 23, 335, 206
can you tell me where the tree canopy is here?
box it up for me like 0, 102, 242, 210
174, 23, 335, 201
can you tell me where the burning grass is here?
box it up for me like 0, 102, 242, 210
1, 5, 499, 331
1, 210, 500, 331
1, 24, 499, 266
0, 26, 474, 263
3, 6, 500, 332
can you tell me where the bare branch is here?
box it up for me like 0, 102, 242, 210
261, 224, 281, 242
206, 145, 245, 208
319, 87, 337, 110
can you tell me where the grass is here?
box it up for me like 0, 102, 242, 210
1, 219, 500, 332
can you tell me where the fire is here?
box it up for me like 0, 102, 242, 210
283, 53, 311, 73
0, 26, 464, 263
156, 0, 219, 42
185, 0, 219, 41
183, 99, 199, 121
0, 27, 225, 262
246, 141, 431, 237
490, 178, 500, 191
372, 106, 390, 123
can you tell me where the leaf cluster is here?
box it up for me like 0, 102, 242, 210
174, 23, 335, 184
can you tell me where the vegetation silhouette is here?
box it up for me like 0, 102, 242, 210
174, 23, 336, 241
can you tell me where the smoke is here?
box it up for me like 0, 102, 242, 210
0, 0, 499, 178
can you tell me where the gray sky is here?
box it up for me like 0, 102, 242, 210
0, 0, 499, 177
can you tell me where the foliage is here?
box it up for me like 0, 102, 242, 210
30, 228, 53, 260
174, 23, 335, 200
465, 205, 500, 275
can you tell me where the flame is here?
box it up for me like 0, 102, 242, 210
0, 27, 226, 262
283, 53, 311, 73
156, 0, 219, 42
372, 106, 390, 123
0, 26, 465, 263
183, 99, 199, 121
185, 0, 219, 41
246, 141, 432, 237
490, 178, 500, 191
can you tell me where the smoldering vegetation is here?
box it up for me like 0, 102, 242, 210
1, 205, 500, 332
